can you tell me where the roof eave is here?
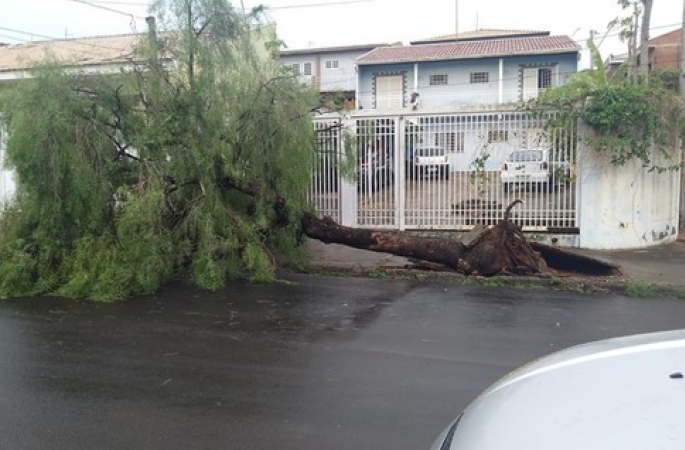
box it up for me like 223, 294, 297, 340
357, 47, 580, 66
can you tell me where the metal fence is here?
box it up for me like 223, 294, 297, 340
310, 109, 579, 232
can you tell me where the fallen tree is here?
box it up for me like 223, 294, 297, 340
302, 201, 542, 276
0, 0, 619, 302
224, 178, 621, 278
301, 207, 620, 277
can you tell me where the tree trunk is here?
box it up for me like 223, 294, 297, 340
639, 0, 653, 82
222, 177, 620, 278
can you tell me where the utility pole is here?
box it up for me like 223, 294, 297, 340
454, 0, 459, 37
681, 1, 685, 96
680, 0, 685, 229
146, 16, 161, 105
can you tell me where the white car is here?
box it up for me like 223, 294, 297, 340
409, 145, 450, 179
430, 329, 685, 450
500, 148, 552, 192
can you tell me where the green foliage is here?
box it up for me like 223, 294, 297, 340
0, 0, 322, 300
625, 280, 658, 297
650, 69, 680, 92
531, 39, 685, 171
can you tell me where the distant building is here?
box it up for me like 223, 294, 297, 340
279, 43, 386, 109
647, 28, 682, 70
604, 53, 628, 77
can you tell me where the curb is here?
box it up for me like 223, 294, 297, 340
300, 264, 685, 299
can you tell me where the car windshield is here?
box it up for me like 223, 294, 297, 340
417, 147, 445, 157
508, 150, 544, 162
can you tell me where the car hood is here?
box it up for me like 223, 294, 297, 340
447, 329, 685, 450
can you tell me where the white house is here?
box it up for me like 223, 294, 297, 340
279, 43, 386, 109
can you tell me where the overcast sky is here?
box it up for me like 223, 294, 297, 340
1, 0, 682, 65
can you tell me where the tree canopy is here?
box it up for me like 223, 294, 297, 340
0, 0, 323, 301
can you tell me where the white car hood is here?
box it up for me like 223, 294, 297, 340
447, 329, 685, 450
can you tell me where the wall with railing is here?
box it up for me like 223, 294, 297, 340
309, 109, 682, 249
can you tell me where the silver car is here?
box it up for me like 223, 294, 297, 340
409, 145, 450, 179
430, 329, 685, 450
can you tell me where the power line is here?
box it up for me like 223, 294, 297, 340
573, 21, 682, 46
0, 33, 30, 44
64, 0, 147, 20
269, 0, 375, 10
0, 25, 139, 55
84, 0, 376, 9
85, 0, 149, 5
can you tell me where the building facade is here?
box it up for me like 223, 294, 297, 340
355, 31, 580, 111
279, 43, 385, 108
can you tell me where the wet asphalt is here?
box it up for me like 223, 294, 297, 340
1, 275, 685, 450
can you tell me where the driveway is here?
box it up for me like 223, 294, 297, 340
1, 275, 684, 450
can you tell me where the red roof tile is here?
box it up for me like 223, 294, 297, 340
357, 35, 580, 65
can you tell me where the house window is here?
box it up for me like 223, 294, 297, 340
303, 62, 312, 76
429, 74, 448, 85
538, 68, 552, 89
488, 130, 509, 143
470, 72, 489, 84
325, 60, 339, 69
290, 63, 300, 76
434, 132, 464, 153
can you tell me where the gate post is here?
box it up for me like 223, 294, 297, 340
339, 115, 358, 227
395, 116, 406, 231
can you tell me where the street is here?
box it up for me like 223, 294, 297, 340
1, 275, 685, 450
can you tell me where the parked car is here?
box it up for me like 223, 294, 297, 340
429, 329, 685, 450
408, 145, 450, 179
358, 147, 393, 193
501, 148, 568, 192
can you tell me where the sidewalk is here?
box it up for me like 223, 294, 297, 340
305, 233, 685, 289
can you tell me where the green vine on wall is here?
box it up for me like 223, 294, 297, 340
529, 40, 685, 172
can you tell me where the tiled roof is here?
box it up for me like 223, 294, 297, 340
0, 34, 143, 73
357, 35, 580, 66
411, 28, 549, 44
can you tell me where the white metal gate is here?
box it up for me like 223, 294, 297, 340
310, 109, 579, 233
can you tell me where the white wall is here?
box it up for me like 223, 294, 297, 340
0, 126, 16, 204
280, 49, 366, 92
578, 136, 682, 249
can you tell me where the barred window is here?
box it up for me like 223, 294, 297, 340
435, 132, 465, 153
429, 74, 448, 85
290, 63, 300, 76
488, 130, 509, 143
325, 60, 339, 69
538, 68, 552, 88
470, 72, 489, 83
303, 62, 312, 76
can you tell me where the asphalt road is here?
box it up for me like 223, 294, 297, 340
1, 275, 685, 450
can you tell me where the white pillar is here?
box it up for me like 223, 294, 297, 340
498, 58, 504, 103
339, 116, 358, 226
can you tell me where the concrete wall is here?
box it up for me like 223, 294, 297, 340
577, 135, 682, 249
0, 123, 15, 203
